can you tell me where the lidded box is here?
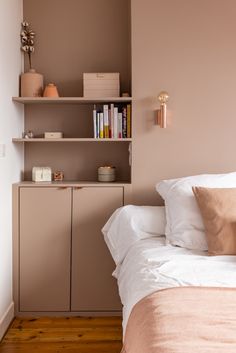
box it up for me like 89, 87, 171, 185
44, 132, 63, 139
83, 73, 120, 98
32, 167, 52, 182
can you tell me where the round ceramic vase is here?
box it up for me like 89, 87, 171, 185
20, 69, 44, 97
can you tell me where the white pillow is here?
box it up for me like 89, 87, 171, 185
102, 205, 166, 265
156, 172, 236, 251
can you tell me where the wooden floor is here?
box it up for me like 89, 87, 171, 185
0, 317, 123, 353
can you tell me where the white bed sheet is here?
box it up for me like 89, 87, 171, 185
115, 237, 236, 335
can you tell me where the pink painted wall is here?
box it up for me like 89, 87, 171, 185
131, 0, 236, 205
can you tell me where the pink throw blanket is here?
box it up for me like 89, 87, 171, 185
122, 287, 236, 353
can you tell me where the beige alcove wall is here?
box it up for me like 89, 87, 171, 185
22, 0, 131, 182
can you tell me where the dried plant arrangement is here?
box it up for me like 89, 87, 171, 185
20, 21, 35, 70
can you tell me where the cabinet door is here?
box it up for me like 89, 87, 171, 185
19, 187, 71, 312
71, 187, 123, 311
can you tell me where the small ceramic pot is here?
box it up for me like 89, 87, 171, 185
20, 69, 43, 97
43, 83, 59, 97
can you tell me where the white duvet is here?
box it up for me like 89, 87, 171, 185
115, 237, 236, 335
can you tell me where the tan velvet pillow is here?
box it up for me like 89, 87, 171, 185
192, 187, 236, 256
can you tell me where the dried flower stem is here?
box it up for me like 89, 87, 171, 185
21, 21, 35, 70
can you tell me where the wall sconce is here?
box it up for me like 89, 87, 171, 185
157, 91, 169, 128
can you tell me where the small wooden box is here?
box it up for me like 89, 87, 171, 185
83, 73, 120, 98
44, 132, 63, 139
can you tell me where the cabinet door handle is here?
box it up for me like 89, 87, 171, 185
73, 187, 82, 190
58, 187, 70, 190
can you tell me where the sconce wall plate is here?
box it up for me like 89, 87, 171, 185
157, 91, 169, 128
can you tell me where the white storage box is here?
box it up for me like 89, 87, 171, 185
44, 132, 63, 139
32, 167, 52, 182
83, 73, 120, 98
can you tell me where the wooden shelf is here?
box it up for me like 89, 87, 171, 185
12, 138, 132, 143
12, 97, 132, 104
14, 181, 131, 187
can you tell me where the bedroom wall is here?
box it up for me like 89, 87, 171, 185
131, 0, 236, 205
0, 0, 23, 340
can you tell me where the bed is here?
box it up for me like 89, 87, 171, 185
103, 172, 236, 353
118, 238, 236, 352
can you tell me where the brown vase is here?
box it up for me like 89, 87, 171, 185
20, 69, 44, 97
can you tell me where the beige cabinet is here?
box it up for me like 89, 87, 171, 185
71, 187, 123, 311
15, 184, 123, 314
19, 187, 71, 311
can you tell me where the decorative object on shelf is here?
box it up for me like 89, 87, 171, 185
98, 166, 116, 182
28, 130, 34, 138
83, 73, 120, 98
44, 132, 63, 139
157, 91, 169, 129
53, 171, 64, 181
32, 167, 52, 182
20, 69, 43, 97
122, 92, 130, 97
21, 21, 35, 69
43, 83, 59, 97
22, 130, 34, 139
20, 21, 43, 97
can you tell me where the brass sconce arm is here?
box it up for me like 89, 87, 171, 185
157, 91, 169, 128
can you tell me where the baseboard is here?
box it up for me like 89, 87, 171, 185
0, 302, 14, 341
14, 308, 122, 316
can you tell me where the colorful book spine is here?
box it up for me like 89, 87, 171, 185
93, 105, 97, 138
103, 105, 109, 138
96, 112, 100, 138
118, 112, 123, 138
127, 104, 131, 138
99, 112, 104, 138
122, 107, 127, 138
114, 107, 118, 138
110, 103, 114, 138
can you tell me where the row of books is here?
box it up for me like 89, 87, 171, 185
93, 104, 131, 139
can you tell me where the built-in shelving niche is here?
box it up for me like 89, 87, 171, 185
16, 0, 132, 184
14, 102, 132, 183
24, 140, 131, 182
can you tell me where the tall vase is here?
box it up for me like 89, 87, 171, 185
20, 69, 44, 97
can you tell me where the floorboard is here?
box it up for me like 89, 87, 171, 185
0, 317, 122, 353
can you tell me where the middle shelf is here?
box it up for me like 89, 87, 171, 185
12, 138, 132, 143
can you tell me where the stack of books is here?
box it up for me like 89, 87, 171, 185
93, 104, 131, 139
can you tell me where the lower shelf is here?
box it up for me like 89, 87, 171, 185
14, 181, 131, 187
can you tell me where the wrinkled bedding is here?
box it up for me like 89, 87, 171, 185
116, 238, 236, 334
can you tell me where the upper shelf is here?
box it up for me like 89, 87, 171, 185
12, 97, 132, 104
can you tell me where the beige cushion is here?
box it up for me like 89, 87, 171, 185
192, 187, 236, 256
